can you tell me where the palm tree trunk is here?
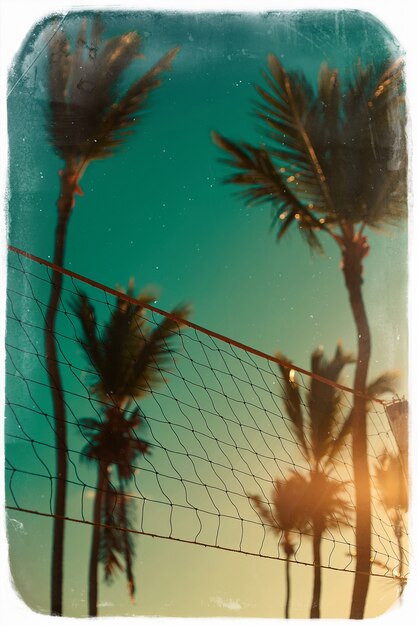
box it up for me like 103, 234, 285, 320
341, 235, 372, 620
48, 161, 79, 616
283, 538, 293, 619
310, 526, 322, 618
118, 486, 135, 599
284, 556, 291, 619
89, 461, 108, 617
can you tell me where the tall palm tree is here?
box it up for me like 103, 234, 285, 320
375, 451, 408, 595
277, 344, 354, 617
249, 472, 310, 619
46, 18, 179, 615
213, 54, 406, 618
73, 283, 190, 616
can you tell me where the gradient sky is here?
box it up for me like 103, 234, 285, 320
5, 9, 407, 619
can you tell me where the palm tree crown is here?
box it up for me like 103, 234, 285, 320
81, 409, 149, 479
250, 472, 311, 551
250, 470, 349, 549
213, 55, 406, 252
48, 17, 179, 167
278, 344, 355, 469
73, 282, 190, 408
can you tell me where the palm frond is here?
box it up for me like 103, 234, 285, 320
100, 480, 124, 583
215, 53, 406, 237
90, 14, 105, 53
317, 63, 341, 134
255, 54, 333, 214
334, 58, 407, 226
94, 47, 180, 159
367, 371, 399, 399
306, 471, 352, 531
250, 470, 351, 558
325, 369, 399, 466
372, 58, 404, 97
130, 304, 190, 395
71, 292, 103, 373
80, 416, 103, 461
68, 19, 88, 103
115, 490, 136, 598
365, 59, 407, 226
99, 485, 137, 595
249, 472, 311, 536
74, 283, 190, 407
343, 59, 375, 117
212, 131, 325, 252
308, 344, 354, 462
276, 354, 309, 459
47, 19, 179, 163
74, 286, 153, 401
248, 493, 277, 530
271, 472, 312, 533
325, 409, 353, 466
48, 28, 73, 161
80, 409, 149, 477
48, 29, 71, 104
97, 299, 149, 401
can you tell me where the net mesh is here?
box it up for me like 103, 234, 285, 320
5, 247, 408, 581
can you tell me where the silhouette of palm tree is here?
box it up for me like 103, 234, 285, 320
45, 17, 179, 615
249, 472, 310, 619
73, 282, 190, 616
375, 451, 408, 595
213, 55, 406, 617
250, 470, 349, 619
277, 344, 354, 617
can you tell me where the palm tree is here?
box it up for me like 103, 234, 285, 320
73, 282, 190, 616
250, 470, 349, 619
45, 17, 179, 615
375, 451, 408, 595
278, 345, 398, 616
249, 472, 310, 618
277, 344, 354, 617
213, 54, 406, 618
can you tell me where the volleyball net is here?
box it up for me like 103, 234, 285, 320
4, 246, 408, 582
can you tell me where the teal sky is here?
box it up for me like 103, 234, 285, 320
5, 10, 407, 619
